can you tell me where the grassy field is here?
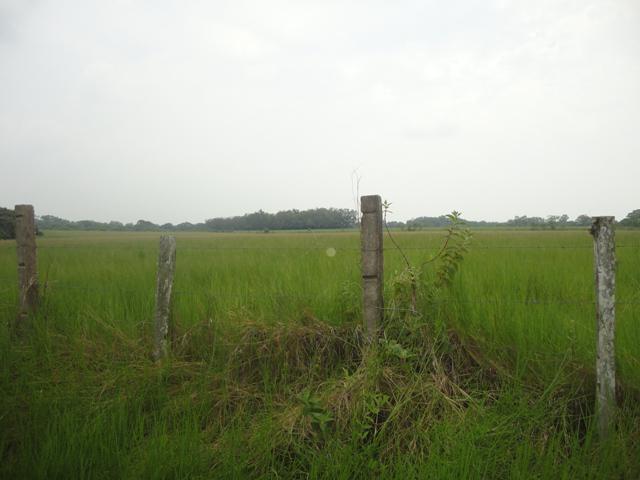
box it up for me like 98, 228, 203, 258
1, 228, 639, 478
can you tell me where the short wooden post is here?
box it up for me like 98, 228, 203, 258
15, 204, 38, 328
590, 216, 616, 438
153, 235, 176, 361
360, 195, 383, 339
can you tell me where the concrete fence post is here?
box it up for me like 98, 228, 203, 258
590, 216, 616, 438
15, 204, 38, 329
360, 195, 383, 339
153, 235, 176, 361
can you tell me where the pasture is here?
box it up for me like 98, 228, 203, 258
1, 228, 639, 478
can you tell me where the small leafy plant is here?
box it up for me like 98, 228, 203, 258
379, 337, 414, 361
383, 202, 472, 316
298, 389, 333, 438
353, 391, 390, 442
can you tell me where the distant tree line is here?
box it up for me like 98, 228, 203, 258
1, 207, 639, 237
394, 214, 589, 230
395, 211, 638, 230
35, 216, 208, 232
205, 208, 357, 231
33, 208, 357, 233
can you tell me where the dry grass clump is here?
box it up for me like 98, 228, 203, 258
192, 314, 504, 460
227, 317, 364, 383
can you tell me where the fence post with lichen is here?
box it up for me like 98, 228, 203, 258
15, 204, 38, 330
590, 216, 616, 438
153, 235, 176, 361
360, 195, 383, 339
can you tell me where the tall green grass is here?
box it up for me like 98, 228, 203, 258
1, 229, 639, 478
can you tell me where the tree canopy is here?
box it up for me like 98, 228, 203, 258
620, 209, 640, 227
0, 207, 16, 239
205, 208, 356, 231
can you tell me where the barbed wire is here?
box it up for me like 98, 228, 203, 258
1, 278, 639, 306
2, 279, 640, 306
378, 300, 640, 310
33, 245, 360, 251
19, 243, 640, 253
1, 239, 638, 309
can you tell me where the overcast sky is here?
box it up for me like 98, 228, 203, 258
1, 0, 639, 224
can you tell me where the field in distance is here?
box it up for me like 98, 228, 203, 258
1, 228, 639, 478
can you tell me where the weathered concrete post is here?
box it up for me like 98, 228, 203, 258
590, 216, 616, 438
15, 204, 38, 328
153, 235, 176, 361
360, 195, 383, 339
